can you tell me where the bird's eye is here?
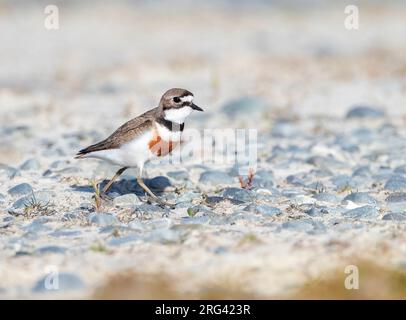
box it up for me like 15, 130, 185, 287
173, 97, 181, 103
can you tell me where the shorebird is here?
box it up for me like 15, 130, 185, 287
75, 88, 203, 207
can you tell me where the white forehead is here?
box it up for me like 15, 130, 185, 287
180, 95, 193, 103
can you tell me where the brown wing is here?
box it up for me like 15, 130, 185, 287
75, 108, 158, 158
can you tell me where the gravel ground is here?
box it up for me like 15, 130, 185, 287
1, 1, 406, 299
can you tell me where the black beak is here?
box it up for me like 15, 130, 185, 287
191, 103, 204, 112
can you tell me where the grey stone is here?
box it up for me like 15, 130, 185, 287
385, 176, 406, 191
382, 212, 406, 221
181, 216, 211, 224
271, 121, 297, 138
32, 272, 85, 293
0, 215, 14, 228
342, 205, 379, 219
20, 158, 41, 171
49, 229, 82, 237
177, 191, 201, 203
244, 204, 282, 216
128, 220, 146, 231
343, 192, 377, 205
148, 229, 182, 244
36, 246, 67, 255
307, 156, 347, 170
89, 213, 119, 226
0, 193, 5, 204
199, 171, 234, 186
0, 164, 18, 179
50, 160, 71, 170
167, 170, 189, 180
8, 183, 33, 197
221, 96, 269, 118
205, 196, 244, 206
386, 193, 406, 203
352, 166, 371, 177
221, 188, 255, 202
108, 235, 140, 246
23, 219, 52, 234
305, 206, 329, 217
281, 220, 315, 232
346, 105, 385, 119
330, 175, 359, 190
12, 191, 54, 209
113, 194, 141, 206
145, 176, 172, 191
313, 192, 340, 203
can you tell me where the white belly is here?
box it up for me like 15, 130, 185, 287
85, 131, 154, 168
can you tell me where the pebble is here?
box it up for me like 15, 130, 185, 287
281, 220, 315, 232
305, 206, 329, 217
221, 96, 268, 119
385, 176, 406, 191
244, 204, 282, 216
113, 194, 141, 207
20, 158, 41, 171
0, 164, 19, 179
108, 235, 140, 246
32, 272, 85, 293
89, 213, 119, 226
342, 192, 377, 205
36, 246, 67, 255
0, 193, 5, 204
342, 206, 379, 219
199, 170, 235, 186
386, 193, 406, 203
0, 215, 14, 228
167, 170, 189, 180
313, 192, 340, 203
12, 191, 54, 209
345, 105, 385, 119
145, 176, 172, 191
382, 212, 406, 221
221, 187, 255, 202
8, 183, 33, 197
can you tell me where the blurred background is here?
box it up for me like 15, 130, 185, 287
1, 0, 406, 299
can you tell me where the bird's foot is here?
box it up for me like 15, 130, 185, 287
146, 196, 176, 209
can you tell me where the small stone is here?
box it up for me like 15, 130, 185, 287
0, 164, 18, 179
8, 183, 33, 197
343, 192, 377, 205
346, 105, 385, 119
221, 96, 269, 119
244, 204, 282, 216
386, 193, 406, 203
271, 121, 297, 138
20, 158, 41, 171
113, 194, 141, 207
23, 219, 52, 234
36, 246, 67, 255
89, 213, 119, 226
108, 235, 139, 246
352, 166, 371, 177
199, 171, 234, 186
148, 229, 182, 244
50, 160, 71, 170
313, 192, 340, 203
385, 176, 406, 191
342, 205, 379, 219
128, 220, 145, 231
0, 193, 5, 204
305, 206, 329, 217
205, 196, 244, 206
49, 229, 82, 237
0, 215, 14, 228
145, 176, 172, 191
221, 188, 255, 202
382, 212, 406, 221
32, 272, 85, 293
281, 220, 315, 232
167, 170, 189, 180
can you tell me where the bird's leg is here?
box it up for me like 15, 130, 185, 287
101, 167, 128, 197
136, 176, 175, 209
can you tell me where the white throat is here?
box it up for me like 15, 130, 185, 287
164, 106, 192, 124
